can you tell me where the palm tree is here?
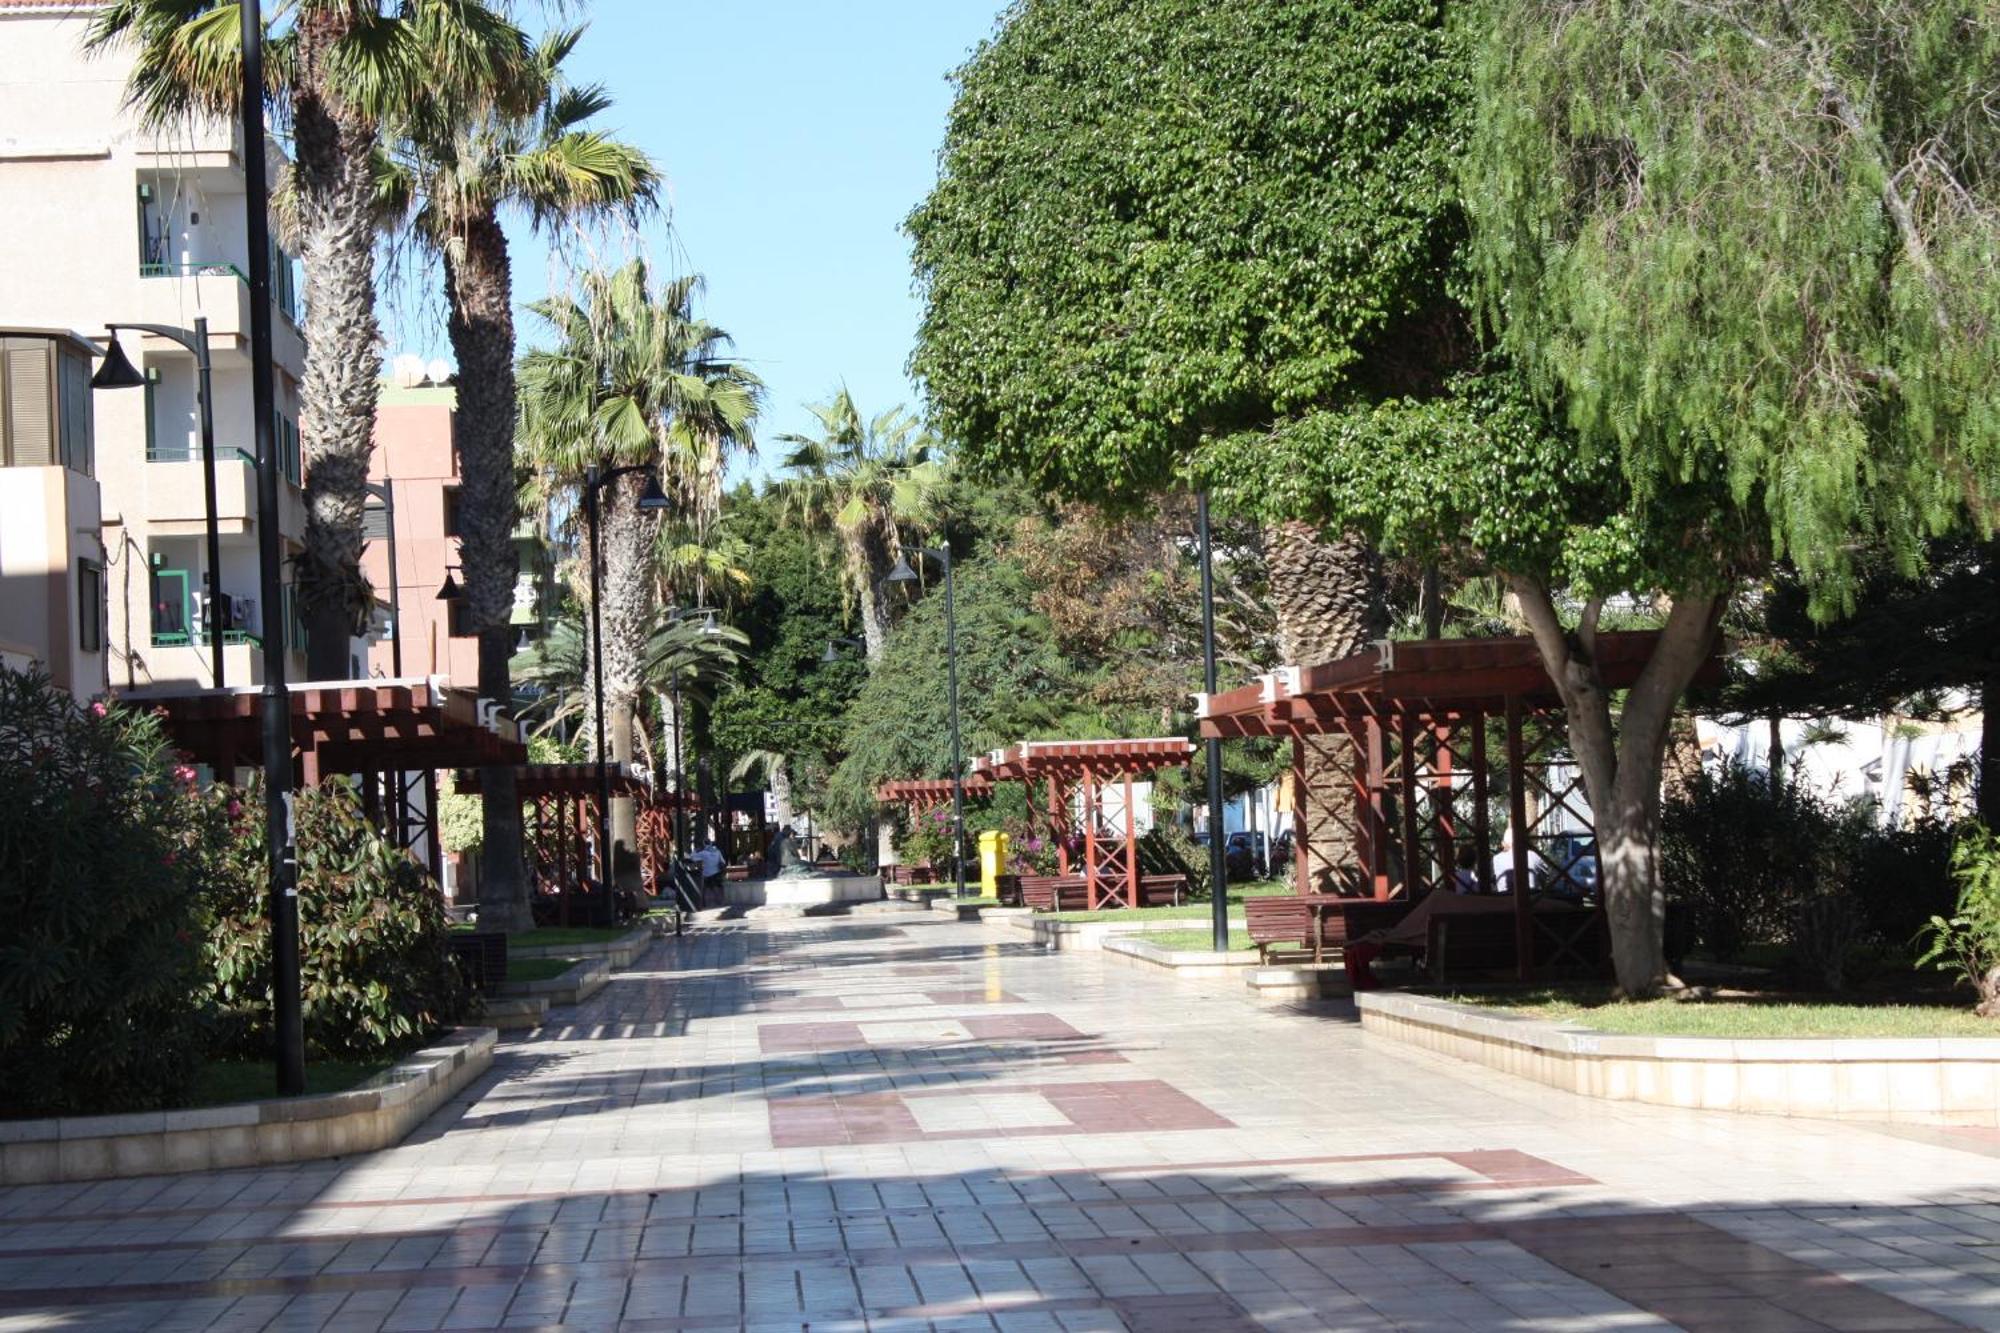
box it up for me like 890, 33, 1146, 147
516, 261, 762, 863
91, 0, 534, 678
1265, 521, 1388, 893
771, 391, 946, 660
385, 25, 658, 929
514, 608, 744, 745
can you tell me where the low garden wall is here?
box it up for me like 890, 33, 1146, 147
1103, 934, 1260, 976
1358, 992, 2000, 1123
511, 925, 653, 969
0, 1027, 497, 1185
1006, 913, 1245, 952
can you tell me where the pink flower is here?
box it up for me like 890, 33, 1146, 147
162, 851, 178, 867
227, 800, 243, 819
89, 701, 107, 718
174, 765, 197, 785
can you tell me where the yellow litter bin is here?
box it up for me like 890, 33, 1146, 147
977, 830, 1010, 897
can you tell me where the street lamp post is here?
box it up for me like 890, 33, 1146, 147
92, 318, 225, 688
886, 548, 966, 897
1197, 493, 1231, 953
240, 0, 303, 1097
583, 464, 670, 907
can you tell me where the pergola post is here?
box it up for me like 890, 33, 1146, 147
1291, 734, 1310, 897
1082, 764, 1101, 909
1364, 714, 1390, 898
1123, 771, 1140, 908
1506, 694, 1533, 981
1471, 711, 1493, 894
1398, 712, 1422, 900
1048, 777, 1070, 875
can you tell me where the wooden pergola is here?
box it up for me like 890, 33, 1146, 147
876, 776, 996, 812
131, 677, 525, 881
1196, 633, 1718, 979
454, 762, 694, 910
971, 738, 1194, 909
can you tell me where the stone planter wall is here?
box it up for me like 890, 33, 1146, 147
0, 1027, 497, 1185
497, 958, 609, 1007
1103, 935, 1260, 976
511, 926, 652, 969
1006, 914, 1245, 952
1358, 992, 2000, 1124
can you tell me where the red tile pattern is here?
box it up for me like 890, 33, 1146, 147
768, 1078, 1232, 1147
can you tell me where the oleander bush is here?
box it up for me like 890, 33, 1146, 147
207, 780, 468, 1061
0, 667, 216, 1116
1917, 825, 2000, 1017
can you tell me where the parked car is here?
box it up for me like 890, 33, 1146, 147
1541, 832, 1598, 900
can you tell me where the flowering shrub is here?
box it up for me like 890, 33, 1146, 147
206, 780, 468, 1060
1917, 825, 2000, 1018
0, 668, 215, 1116
897, 805, 957, 869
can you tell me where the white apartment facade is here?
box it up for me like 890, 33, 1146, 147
0, 0, 309, 691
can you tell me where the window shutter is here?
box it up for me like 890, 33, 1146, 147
4, 341, 53, 467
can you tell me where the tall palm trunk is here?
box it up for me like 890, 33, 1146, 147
293, 14, 386, 678
851, 516, 896, 660
445, 210, 529, 929
1265, 520, 1386, 895
598, 472, 656, 878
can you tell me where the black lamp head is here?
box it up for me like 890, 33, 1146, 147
436, 569, 462, 601
90, 335, 146, 390
885, 555, 919, 584
635, 473, 671, 511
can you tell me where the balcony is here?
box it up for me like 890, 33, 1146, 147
142, 452, 305, 542
133, 260, 306, 373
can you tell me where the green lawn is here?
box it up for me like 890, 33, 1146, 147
186, 1058, 393, 1107
452, 925, 632, 948
1446, 985, 2000, 1039
505, 957, 582, 983
1142, 928, 1254, 953
1049, 878, 1289, 923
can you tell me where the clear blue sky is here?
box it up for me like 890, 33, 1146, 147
383, 0, 1006, 481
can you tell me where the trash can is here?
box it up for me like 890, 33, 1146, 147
978, 830, 1010, 897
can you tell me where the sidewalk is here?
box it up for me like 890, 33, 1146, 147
2, 911, 1998, 1330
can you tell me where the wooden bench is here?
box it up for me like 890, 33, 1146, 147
885, 864, 937, 887
1244, 896, 1420, 965
1016, 873, 1188, 912
1244, 897, 1314, 963
1425, 905, 1607, 982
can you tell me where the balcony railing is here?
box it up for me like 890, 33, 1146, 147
146, 444, 261, 465
151, 629, 262, 649
139, 256, 303, 325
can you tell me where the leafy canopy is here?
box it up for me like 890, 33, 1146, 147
907, 0, 1467, 504
1459, 0, 2000, 612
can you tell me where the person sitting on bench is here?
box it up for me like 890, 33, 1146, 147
1490, 826, 1548, 895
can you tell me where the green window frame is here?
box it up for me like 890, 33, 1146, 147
150, 568, 190, 645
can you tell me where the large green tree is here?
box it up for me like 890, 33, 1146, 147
92, 0, 532, 677
389, 26, 658, 929
907, 0, 1468, 891
1206, 1, 2000, 994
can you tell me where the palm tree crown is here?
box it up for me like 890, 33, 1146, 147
772, 391, 947, 659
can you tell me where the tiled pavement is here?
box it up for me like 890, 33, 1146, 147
4, 912, 2000, 1331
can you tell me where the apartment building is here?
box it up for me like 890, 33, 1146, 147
0, 0, 309, 691
0, 329, 107, 697
362, 373, 554, 685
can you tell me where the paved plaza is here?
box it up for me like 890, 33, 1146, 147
4, 912, 2000, 1331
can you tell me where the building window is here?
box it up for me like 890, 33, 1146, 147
448, 598, 474, 638
442, 485, 462, 538
150, 567, 190, 645
2, 335, 93, 476
272, 412, 302, 486
78, 561, 102, 653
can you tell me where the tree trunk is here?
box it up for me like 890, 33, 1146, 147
852, 520, 895, 660
1264, 520, 1386, 893
291, 14, 384, 679
1512, 576, 1725, 996
609, 698, 638, 887
1768, 713, 1785, 791
446, 210, 529, 929
1981, 658, 1998, 828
